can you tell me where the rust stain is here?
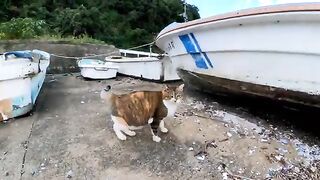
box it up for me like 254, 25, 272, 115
0, 99, 13, 122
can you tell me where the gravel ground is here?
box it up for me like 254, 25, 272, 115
0, 74, 319, 180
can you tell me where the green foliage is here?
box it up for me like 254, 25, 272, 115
0, 0, 200, 47
37, 34, 105, 44
0, 18, 47, 39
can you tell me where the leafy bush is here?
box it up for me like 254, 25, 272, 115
37, 34, 105, 44
0, 18, 47, 39
0, 0, 200, 47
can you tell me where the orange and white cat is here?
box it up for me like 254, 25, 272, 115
100, 84, 184, 142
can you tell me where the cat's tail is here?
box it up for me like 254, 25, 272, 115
100, 85, 112, 101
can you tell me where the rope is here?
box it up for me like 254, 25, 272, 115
49, 40, 156, 59
127, 41, 155, 50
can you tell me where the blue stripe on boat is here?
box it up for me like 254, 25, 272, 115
190, 33, 213, 68
179, 34, 198, 53
179, 34, 208, 69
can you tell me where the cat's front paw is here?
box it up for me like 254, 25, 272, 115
126, 130, 136, 136
116, 133, 127, 141
152, 136, 161, 143
160, 127, 168, 133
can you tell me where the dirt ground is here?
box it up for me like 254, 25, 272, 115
0, 74, 319, 180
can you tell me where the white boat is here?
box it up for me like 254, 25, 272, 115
104, 49, 180, 81
0, 50, 50, 121
77, 59, 118, 79
156, 3, 320, 108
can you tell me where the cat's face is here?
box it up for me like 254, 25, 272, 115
162, 84, 184, 117
162, 84, 184, 103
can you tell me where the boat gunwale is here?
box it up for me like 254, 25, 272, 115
156, 3, 320, 40
104, 57, 160, 63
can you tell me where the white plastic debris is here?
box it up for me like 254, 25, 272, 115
222, 172, 228, 180
66, 170, 73, 178
196, 154, 206, 161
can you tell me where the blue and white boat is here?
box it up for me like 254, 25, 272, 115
156, 3, 320, 108
0, 50, 50, 121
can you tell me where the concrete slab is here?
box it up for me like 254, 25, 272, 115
0, 74, 319, 180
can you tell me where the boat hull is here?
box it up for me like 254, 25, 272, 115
177, 69, 320, 108
156, 4, 320, 108
0, 50, 50, 121
105, 56, 180, 81
78, 59, 118, 79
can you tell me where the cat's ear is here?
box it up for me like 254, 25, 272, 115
176, 84, 184, 92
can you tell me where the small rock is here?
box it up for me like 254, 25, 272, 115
194, 103, 205, 110
310, 166, 316, 173
280, 138, 289, 145
274, 155, 283, 161
194, 119, 200, 124
189, 147, 194, 151
66, 170, 73, 178
207, 141, 218, 148
276, 148, 288, 154
294, 167, 300, 173
227, 132, 232, 138
238, 168, 244, 174
249, 149, 256, 155
4, 172, 9, 176
81, 101, 85, 104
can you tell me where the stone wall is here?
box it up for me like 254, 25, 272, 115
0, 40, 119, 74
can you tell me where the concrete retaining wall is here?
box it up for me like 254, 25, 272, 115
0, 40, 119, 74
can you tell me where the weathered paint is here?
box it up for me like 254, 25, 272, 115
0, 99, 13, 121
0, 50, 50, 120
